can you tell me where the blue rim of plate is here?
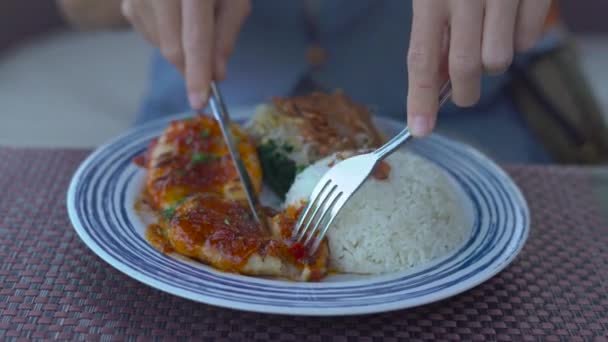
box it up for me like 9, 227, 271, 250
67, 112, 529, 316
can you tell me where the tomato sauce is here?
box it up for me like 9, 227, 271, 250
133, 138, 158, 168
372, 160, 391, 180
138, 115, 327, 280
170, 195, 271, 270
145, 224, 174, 253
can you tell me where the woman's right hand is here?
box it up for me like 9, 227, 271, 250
121, 0, 251, 110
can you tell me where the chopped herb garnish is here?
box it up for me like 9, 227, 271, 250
191, 152, 219, 165
185, 136, 194, 145
161, 197, 189, 220
162, 207, 176, 220
224, 218, 230, 225
245, 212, 253, 221
200, 128, 210, 138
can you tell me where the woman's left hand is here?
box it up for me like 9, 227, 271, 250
406, 0, 552, 136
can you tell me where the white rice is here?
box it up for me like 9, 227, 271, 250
284, 150, 469, 274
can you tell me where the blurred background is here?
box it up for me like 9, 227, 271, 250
1, 1, 608, 149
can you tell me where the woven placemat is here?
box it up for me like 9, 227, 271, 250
0, 148, 607, 341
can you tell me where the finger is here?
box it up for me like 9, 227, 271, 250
122, 0, 159, 45
482, 0, 519, 74
407, 0, 447, 136
121, 0, 133, 21
153, 0, 184, 74
448, 0, 483, 107
214, 0, 251, 80
514, 0, 552, 52
182, 0, 215, 110
439, 24, 450, 80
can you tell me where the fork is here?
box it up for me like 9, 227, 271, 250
292, 81, 453, 254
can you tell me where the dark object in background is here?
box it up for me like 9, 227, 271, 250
0, 1, 65, 53
510, 35, 608, 164
559, 0, 608, 34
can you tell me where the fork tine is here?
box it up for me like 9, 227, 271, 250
296, 184, 337, 242
292, 179, 330, 239
295, 182, 336, 242
309, 196, 347, 254
302, 191, 342, 247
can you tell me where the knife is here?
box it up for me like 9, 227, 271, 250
207, 81, 270, 234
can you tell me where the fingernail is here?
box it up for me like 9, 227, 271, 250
410, 115, 431, 136
188, 90, 208, 111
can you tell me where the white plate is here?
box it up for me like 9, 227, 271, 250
67, 111, 529, 316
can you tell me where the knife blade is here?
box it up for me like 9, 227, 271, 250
207, 81, 269, 234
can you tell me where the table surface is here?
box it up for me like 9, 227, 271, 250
1, 147, 607, 341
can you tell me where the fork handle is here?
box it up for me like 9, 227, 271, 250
373, 81, 452, 160
373, 128, 412, 160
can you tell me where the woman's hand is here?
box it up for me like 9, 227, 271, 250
121, 0, 251, 110
406, 0, 552, 136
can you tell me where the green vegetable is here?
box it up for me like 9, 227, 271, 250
200, 128, 210, 138
191, 152, 219, 165
257, 140, 298, 199
282, 143, 294, 153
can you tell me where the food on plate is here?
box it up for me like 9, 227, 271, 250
164, 194, 328, 281
246, 90, 384, 198
135, 91, 468, 281
138, 115, 262, 212
285, 150, 469, 274
135, 115, 328, 281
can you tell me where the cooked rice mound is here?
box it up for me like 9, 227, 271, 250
284, 150, 470, 274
